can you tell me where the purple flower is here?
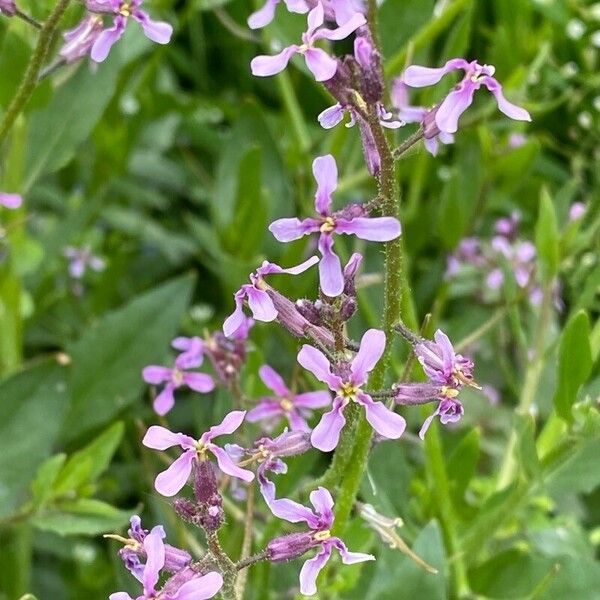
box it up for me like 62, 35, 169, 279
63, 245, 106, 279
59, 15, 104, 63
390, 79, 454, 156
508, 132, 527, 148
0, 0, 16, 16
488, 237, 536, 289
247, 0, 309, 29
142, 411, 255, 497
0, 192, 22, 209
269, 155, 401, 296
494, 211, 521, 239
403, 58, 531, 133
142, 344, 214, 416
250, 2, 365, 82
267, 487, 374, 595
247, 365, 330, 432
88, 0, 173, 63
414, 329, 475, 388
298, 329, 406, 451
222, 256, 319, 337
418, 393, 463, 439
569, 202, 586, 221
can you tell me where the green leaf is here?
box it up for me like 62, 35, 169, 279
31, 499, 132, 537
553, 311, 592, 423
30, 454, 67, 508
0, 361, 70, 518
535, 188, 559, 282
61, 275, 195, 441
516, 414, 542, 482
447, 428, 480, 504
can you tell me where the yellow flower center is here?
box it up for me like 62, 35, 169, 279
280, 398, 294, 412
313, 529, 331, 542
319, 217, 336, 233
172, 368, 185, 386
340, 382, 360, 401
441, 386, 460, 399
119, 3, 131, 16
194, 440, 209, 459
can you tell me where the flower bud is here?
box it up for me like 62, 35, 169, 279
354, 33, 383, 103
422, 107, 442, 140
0, 0, 16, 16
340, 297, 357, 321
358, 118, 381, 175
173, 498, 198, 523
295, 299, 322, 325
194, 460, 219, 504
393, 383, 444, 405
267, 532, 316, 562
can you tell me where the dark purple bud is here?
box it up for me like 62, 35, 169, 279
194, 460, 220, 505
336, 203, 368, 220
354, 32, 383, 103
342, 253, 363, 297
358, 118, 381, 175
296, 299, 322, 326
322, 59, 354, 106
267, 532, 317, 562
0, 0, 16, 16
340, 297, 357, 321
173, 498, 198, 523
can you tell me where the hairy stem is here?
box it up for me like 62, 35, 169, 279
0, 0, 71, 145
234, 485, 255, 598
14, 9, 42, 29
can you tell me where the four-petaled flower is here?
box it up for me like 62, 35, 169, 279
251, 2, 365, 82
88, 0, 173, 63
269, 155, 401, 297
0, 192, 22, 209
247, 365, 330, 432
298, 329, 406, 451
142, 411, 255, 497
63, 245, 106, 279
403, 58, 531, 133
223, 256, 319, 337
143, 339, 214, 416
268, 487, 374, 595
110, 524, 223, 600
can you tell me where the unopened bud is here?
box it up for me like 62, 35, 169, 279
393, 383, 443, 405
296, 299, 322, 326
340, 297, 357, 321
0, 0, 16, 16
194, 460, 219, 504
358, 118, 381, 176
354, 33, 383, 103
173, 498, 198, 523
267, 532, 316, 562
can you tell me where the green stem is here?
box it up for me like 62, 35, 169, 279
275, 71, 312, 153
14, 9, 42, 29
0, 0, 72, 145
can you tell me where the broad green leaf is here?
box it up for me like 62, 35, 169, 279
30, 454, 67, 509
0, 360, 70, 518
516, 414, 542, 482
61, 276, 195, 441
553, 311, 592, 422
31, 499, 132, 537
447, 428, 480, 505
535, 188, 559, 282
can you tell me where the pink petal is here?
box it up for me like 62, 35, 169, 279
294, 391, 331, 409
154, 450, 195, 496
303, 47, 338, 81
299, 545, 333, 595
435, 81, 477, 133
419, 412, 437, 439
424, 136, 439, 156
133, 10, 172, 44
486, 268, 504, 290
183, 372, 215, 393
310, 397, 346, 452
90, 19, 125, 62
268, 496, 318, 525
210, 445, 255, 482
154, 384, 176, 416
287, 410, 311, 432
251, 45, 298, 77
357, 393, 406, 439
335, 217, 401, 241
259, 364, 290, 396
142, 425, 196, 450
204, 410, 247, 441
297, 345, 342, 390
305, 1, 324, 36
109, 594, 133, 600
223, 290, 247, 337
246, 287, 277, 322
172, 572, 224, 600
142, 526, 165, 593
483, 77, 531, 122
403, 58, 470, 87
318, 234, 344, 297
0, 193, 22, 209
332, 538, 375, 564
246, 400, 283, 422
142, 366, 172, 384
351, 328, 386, 385
275, 255, 320, 275
269, 217, 319, 242
312, 154, 338, 215
309, 486, 334, 521
318, 104, 345, 129
247, 0, 278, 29
314, 12, 366, 41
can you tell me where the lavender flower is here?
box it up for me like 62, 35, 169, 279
403, 59, 531, 133
569, 202, 586, 221
109, 525, 223, 600
222, 256, 319, 337
63, 246, 106, 279
250, 2, 365, 82
142, 411, 255, 497
298, 329, 406, 451
88, 0, 173, 63
267, 487, 374, 595
247, 0, 309, 29
59, 15, 104, 63
390, 79, 454, 155
0, 192, 22, 209
486, 238, 536, 290
142, 341, 214, 416
269, 155, 401, 296
247, 365, 330, 431
418, 392, 464, 439
0, 0, 16, 16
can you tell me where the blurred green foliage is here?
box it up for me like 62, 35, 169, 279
0, 0, 599, 598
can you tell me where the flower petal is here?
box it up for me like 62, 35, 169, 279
312, 154, 338, 215
210, 445, 255, 482
314, 12, 366, 41
251, 45, 298, 77
294, 391, 331, 409
246, 287, 277, 322
109, 593, 134, 600
287, 410, 310, 432
297, 345, 342, 390
90, 18, 125, 62
318, 103, 345, 129
223, 289, 247, 337
154, 450, 195, 496
303, 47, 338, 81
299, 545, 333, 595
269, 495, 319, 526
153, 383, 176, 416
318, 234, 344, 297
143, 425, 196, 450
309, 486, 334, 522
403, 58, 470, 87
269, 217, 318, 241
172, 572, 224, 600
357, 393, 406, 439
203, 410, 247, 443
310, 397, 346, 452
246, 400, 283, 422
0, 193, 22, 209
332, 538, 375, 564
142, 366, 172, 384
335, 217, 401, 241
183, 372, 215, 393
483, 77, 531, 122
305, 1, 324, 36
142, 526, 165, 594
259, 364, 290, 396
247, 0, 278, 29
435, 80, 477, 133
132, 10, 172, 44
351, 328, 386, 385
